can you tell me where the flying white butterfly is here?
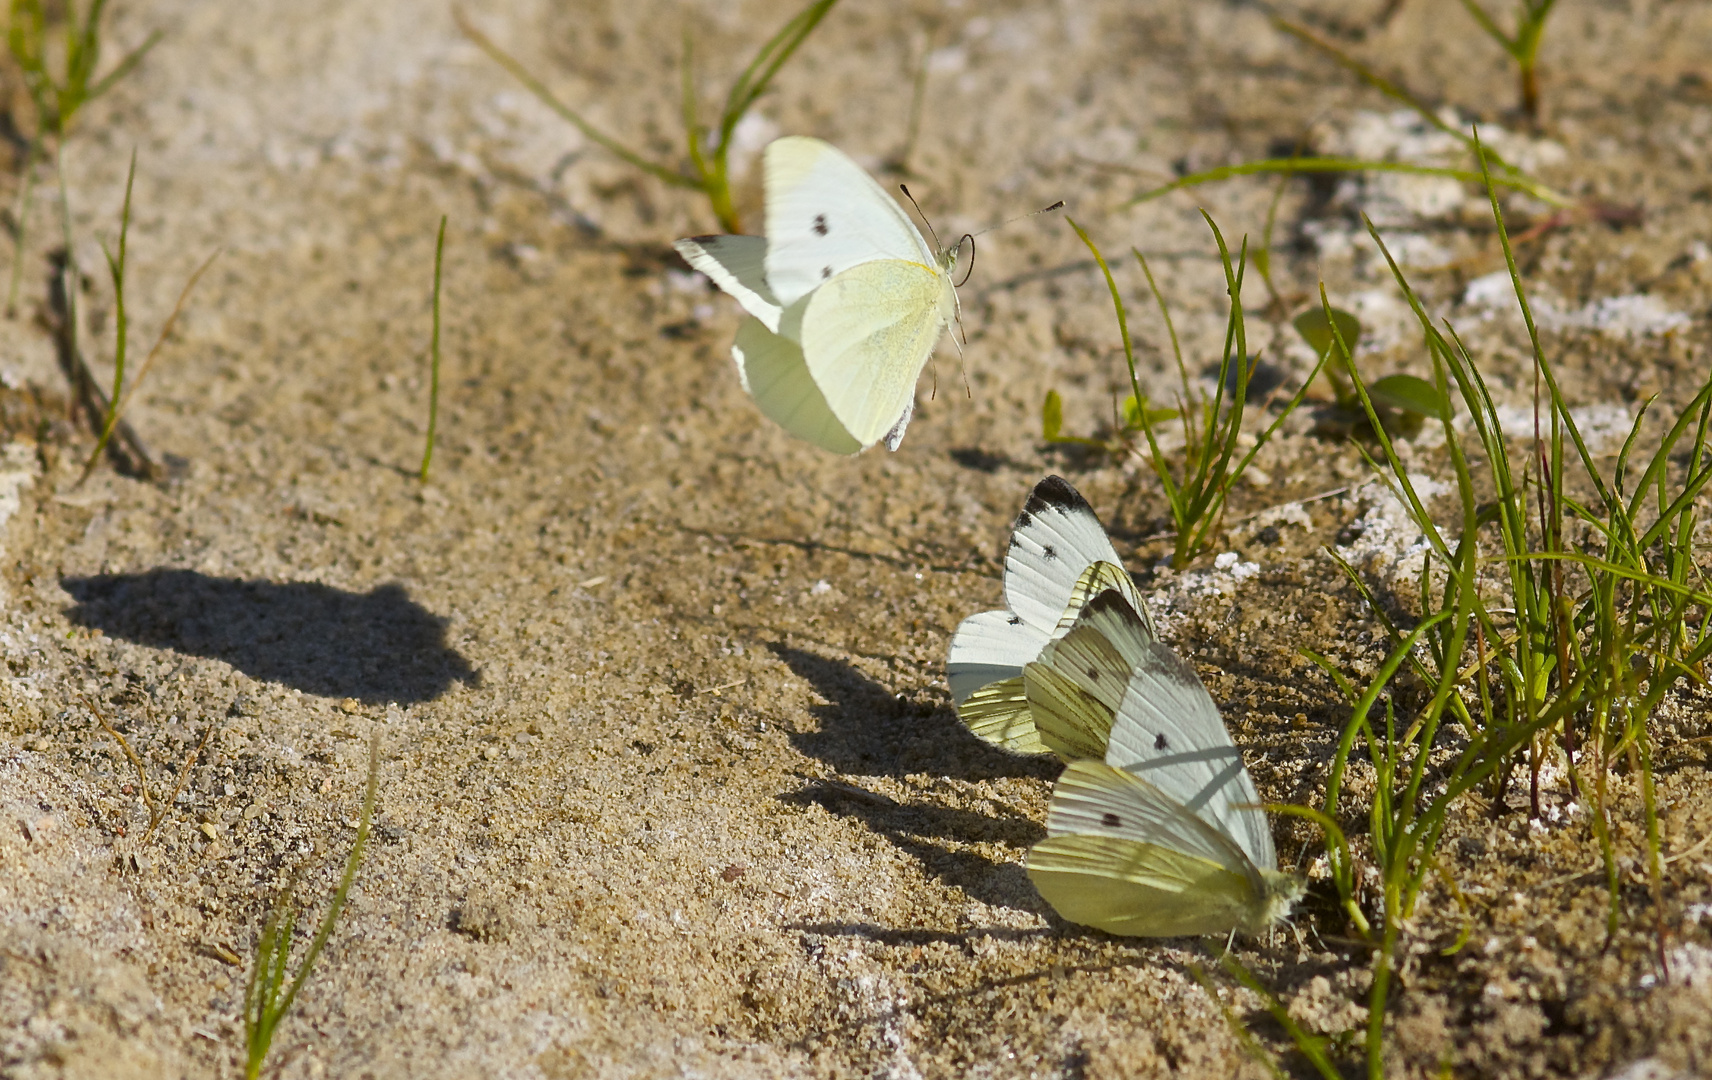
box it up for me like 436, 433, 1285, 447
1024, 589, 1303, 937
945, 475, 1156, 756
673, 136, 961, 454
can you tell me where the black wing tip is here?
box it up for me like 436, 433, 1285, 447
682, 234, 722, 244
1024, 475, 1094, 519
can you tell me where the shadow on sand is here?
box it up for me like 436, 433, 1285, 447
61, 570, 477, 705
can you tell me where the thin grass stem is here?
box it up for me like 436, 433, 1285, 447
419, 215, 446, 483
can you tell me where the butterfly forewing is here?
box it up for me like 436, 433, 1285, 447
763, 137, 936, 308
673, 235, 783, 332
947, 479, 1159, 758
1104, 644, 1278, 872
1024, 587, 1158, 760
1005, 477, 1154, 638
947, 609, 1051, 706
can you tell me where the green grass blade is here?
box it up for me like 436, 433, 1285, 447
419, 215, 446, 483
718, 0, 839, 149
79, 148, 134, 483
454, 10, 696, 191
1126, 156, 1568, 209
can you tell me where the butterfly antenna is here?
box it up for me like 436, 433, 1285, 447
898, 183, 946, 257
970, 200, 1065, 239
953, 233, 975, 288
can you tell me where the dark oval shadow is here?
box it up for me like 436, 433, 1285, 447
769, 644, 1060, 782
60, 570, 477, 705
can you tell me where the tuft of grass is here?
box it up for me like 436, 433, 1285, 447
1048, 215, 1330, 569
81, 149, 133, 479
455, 0, 839, 234
73, 153, 219, 484
419, 214, 446, 483
244, 737, 380, 1080
1457, 0, 1558, 125
5, 0, 160, 315
1284, 132, 1712, 1077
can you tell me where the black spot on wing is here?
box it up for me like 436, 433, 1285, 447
1008, 615, 1023, 626
1155, 732, 1169, 750
1041, 545, 1057, 560
1086, 666, 1100, 681
1100, 812, 1122, 828
820, 266, 833, 280
812, 214, 829, 236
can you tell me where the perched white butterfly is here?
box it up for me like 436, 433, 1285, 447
945, 475, 1156, 756
674, 136, 961, 454
1024, 589, 1303, 937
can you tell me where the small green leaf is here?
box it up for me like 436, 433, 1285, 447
1367, 374, 1453, 421
1042, 389, 1065, 441
1293, 306, 1363, 361
1120, 393, 1179, 430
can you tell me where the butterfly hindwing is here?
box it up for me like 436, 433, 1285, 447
730, 316, 862, 454
1027, 760, 1272, 937
799, 259, 952, 448
957, 676, 1049, 755
947, 478, 1160, 759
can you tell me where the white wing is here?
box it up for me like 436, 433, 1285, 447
1005, 476, 1154, 638
947, 609, 1050, 706
798, 259, 951, 449
1103, 641, 1277, 872
763, 136, 936, 307
730, 316, 862, 454
673, 235, 783, 332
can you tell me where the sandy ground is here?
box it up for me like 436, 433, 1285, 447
2, 1, 1712, 1077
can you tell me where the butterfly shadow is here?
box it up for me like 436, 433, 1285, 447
60, 569, 478, 705
782, 778, 1046, 913
769, 644, 1060, 783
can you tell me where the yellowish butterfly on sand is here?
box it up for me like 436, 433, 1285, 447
674, 136, 961, 454
1024, 588, 1303, 937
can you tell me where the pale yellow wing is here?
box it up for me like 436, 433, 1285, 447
955, 675, 1049, 755
799, 259, 951, 449
731, 316, 862, 455
956, 566, 1140, 758
1023, 586, 1156, 760
1027, 761, 1289, 937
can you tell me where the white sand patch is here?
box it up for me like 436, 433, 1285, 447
1464, 274, 1691, 338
